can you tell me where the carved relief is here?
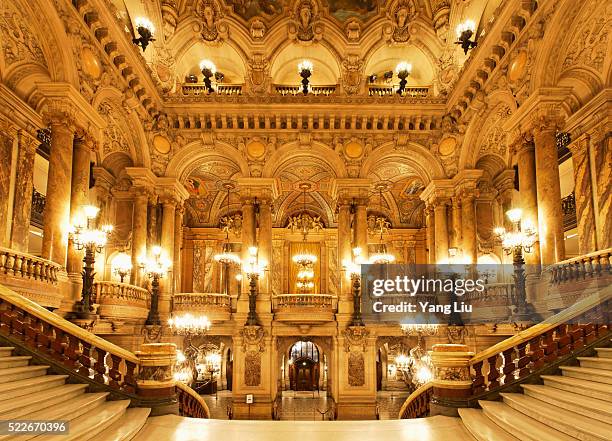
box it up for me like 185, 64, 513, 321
220, 213, 243, 236
0, 1, 47, 67
343, 326, 370, 352
384, 0, 416, 44
434, 366, 470, 382
195, 0, 228, 42
341, 55, 363, 95
192, 240, 205, 292
244, 352, 262, 386
328, 244, 338, 295
348, 352, 365, 386
241, 325, 266, 386
98, 102, 131, 155
248, 55, 270, 94
288, 0, 322, 42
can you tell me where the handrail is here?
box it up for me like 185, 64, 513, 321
92, 281, 150, 304
398, 382, 433, 419
551, 247, 612, 266
176, 381, 210, 418
0, 247, 61, 284
470, 285, 611, 365
0, 283, 138, 364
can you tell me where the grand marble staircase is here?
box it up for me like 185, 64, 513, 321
0, 344, 150, 441
459, 341, 612, 441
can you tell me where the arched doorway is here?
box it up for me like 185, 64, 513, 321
288, 341, 320, 391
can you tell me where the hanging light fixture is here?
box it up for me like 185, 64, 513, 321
369, 185, 395, 264
455, 19, 477, 54
168, 313, 212, 336
214, 184, 241, 266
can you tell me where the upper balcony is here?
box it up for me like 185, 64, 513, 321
173, 293, 232, 322
92, 281, 150, 322
272, 294, 337, 324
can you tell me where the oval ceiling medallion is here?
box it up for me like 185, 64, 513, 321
246, 140, 266, 158
153, 134, 171, 154
508, 51, 528, 83
81, 47, 102, 79
345, 141, 363, 159
438, 137, 457, 156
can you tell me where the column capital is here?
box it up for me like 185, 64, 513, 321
330, 178, 372, 206
17, 129, 39, 153
492, 169, 515, 195
92, 166, 115, 193
420, 179, 454, 205
567, 132, 590, 157
156, 177, 189, 205
236, 177, 280, 204
74, 127, 98, 151
125, 167, 157, 190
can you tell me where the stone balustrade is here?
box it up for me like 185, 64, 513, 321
92, 281, 151, 321
0, 247, 62, 309
368, 85, 430, 98
272, 294, 337, 324
181, 84, 243, 96
550, 248, 612, 284
173, 293, 232, 322
274, 84, 337, 96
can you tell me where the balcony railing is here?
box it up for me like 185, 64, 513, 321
172, 293, 232, 321
272, 294, 337, 323
274, 84, 337, 96
92, 281, 150, 321
550, 248, 612, 285
368, 85, 430, 98
0, 247, 62, 308
561, 192, 576, 231
181, 84, 243, 96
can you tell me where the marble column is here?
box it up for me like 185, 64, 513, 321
131, 190, 149, 286
534, 120, 565, 264
147, 196, 159, 249
42, 117, 75, 266
451, 197, 462, 250
568, 136, 597, 254
337, 203, 352, 296
425, 205, 435, 264
66, 134, 93, 275
0, 124, 16, 247
433, 200, 449, 263
592, 134, 611, 249
460, 191, 477, 264
517, 141, 541, 269
173, 205, 184, 294
9, 131, 37, 252
354, 202, 368, 260
258, 200, 273, 297
159, 198, 176, 318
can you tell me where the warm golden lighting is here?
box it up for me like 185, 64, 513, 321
168, 313, 211, 335
111, 252, 132, 283
135, 16, 155, 33
199, 59, 217, 74
298, 59, 313, 74
395, 61, 412, 75
506, 208, 523, 224
456, 19, 476, 37
140, 247, 171, 278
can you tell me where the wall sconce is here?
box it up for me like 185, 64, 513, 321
395, 61, 412, 96
298, 60, 313, 95
455, 20, 477, 54
132, 17, 156, 51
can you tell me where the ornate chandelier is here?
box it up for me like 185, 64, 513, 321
168, 313, 211, 336
214, 184, 241, 266
289, 184, 320, 268
369, 185, 395, 264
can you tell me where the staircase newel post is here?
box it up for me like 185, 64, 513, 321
429, 344, 474, 417
135, 342, 179, 416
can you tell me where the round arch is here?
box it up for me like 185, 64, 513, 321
262, 141, 347, 179
360, 142, 445, 182
165, 141, 250, 181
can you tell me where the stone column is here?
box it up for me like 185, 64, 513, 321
131, 190, 149, 286
451, 197, 462, 250
258, 199, 273, 298
337, 202, 352, 297
425, 205, 436, 264
147, 195, 159, 249
240, 198, 257, 304
460, 191, 477, 264
517, 140, 541, 269
533, 118, 565, 264
42, 115, 76, 266
67, 133, 93, 276
568, 134, 597, 254
9, 131, 37, 251
354, 202, 368, 261
173, 205, 184, 294
433, 200, 449, 263
0, 121, 16, 246
159, 197, 176, 319
593, 134, 611, 248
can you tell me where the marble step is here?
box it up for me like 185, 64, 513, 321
0, 392, 110, 441
0, 355, 32, 369
520, 384, 612, 424
501, 393, 610, 441
42, 399, 131, 441
95, 408, 151, 441
0, 374, 68, 400
0, 383, 88, 419
560, 365, 612, 384
0, 347, 14, 357
458, 408, 519, 441
479, 400, 575, 441
0, 365, 48, 383
541, 374, 612, 401
595, 348, 612, 358
578, 356, 612, 370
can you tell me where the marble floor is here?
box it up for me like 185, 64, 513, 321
133, 415, 474, 441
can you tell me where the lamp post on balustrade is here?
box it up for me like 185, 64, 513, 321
111, 251, 132, 283
140, 246, 171, 326
243, 246, 266, 326
494, 208, 537, 318
70, 205, 113, 319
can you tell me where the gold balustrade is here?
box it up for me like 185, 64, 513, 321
92, 281, 150, 321
272, 294, 337, 323
181, 83, 243, 96
172, 293, 232, 321
274, 84, 337, 96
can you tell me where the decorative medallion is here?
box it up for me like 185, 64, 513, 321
438, 137, 456, 156
246, 139, 266, 158
153, 134, 171, 154
344, 140, 363, 158
508, 51, 528, 83
81, 47, 102, 79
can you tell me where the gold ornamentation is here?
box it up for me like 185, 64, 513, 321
348, 352, 365, 386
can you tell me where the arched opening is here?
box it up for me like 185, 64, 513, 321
288, 341, 320, 391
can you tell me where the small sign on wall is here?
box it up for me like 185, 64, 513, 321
246, 394, 254, 404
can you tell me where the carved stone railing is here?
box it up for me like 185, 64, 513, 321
398, 382, 433, 419
173, 293, 231, 321
92, 281, 150, 321
550, 248, 612, 285
274, 84, 337, 96
0, 247, 62, 309
0, 283, 206, 416
176, 381, 210, 419
368, 85, 430, 98
181, 83, 243, 96
31, 188, 45, 228
272, 294, 337, 324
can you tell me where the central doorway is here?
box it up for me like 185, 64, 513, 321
288, 341, 320, 392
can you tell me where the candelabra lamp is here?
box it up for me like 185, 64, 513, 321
132, 17, 156, 51
111, 251, 132, 283
298, 60, 313, 95
395, 61, 412, 96
455, 20, 477, 54
200, 59, 217, 93
494, 208, 537, 318
70, 205, 113, 319
344, 247, 365, 326
140, 246, 172, 326
243, 246, 267, 326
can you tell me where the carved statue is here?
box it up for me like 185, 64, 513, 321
289, 0, 322, 42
